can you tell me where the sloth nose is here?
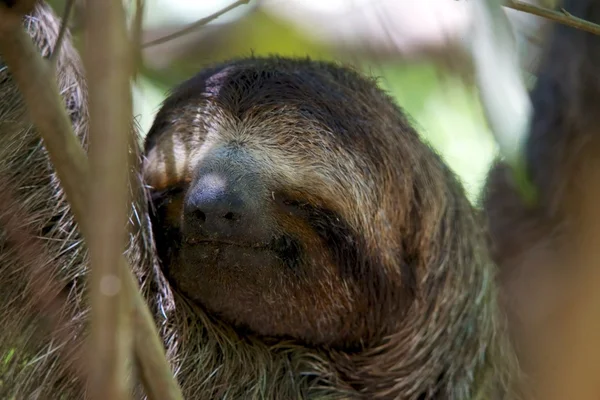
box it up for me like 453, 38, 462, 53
183, 172, 266, 242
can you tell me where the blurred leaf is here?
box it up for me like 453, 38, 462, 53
469, 0, 537, 205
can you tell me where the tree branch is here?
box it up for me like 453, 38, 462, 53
0, 3, 183, 400
50, 0, 75, 64
505, 0, 600, 36
142, 0, 251, 48
132, 0, 145, 79
84, 0, 134, 398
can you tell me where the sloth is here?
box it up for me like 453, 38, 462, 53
142, 58, 512, 399
0, 1, 520, 400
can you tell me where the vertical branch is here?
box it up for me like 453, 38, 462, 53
132, 0, 144, 79
0, 2, 183, 399
83, 0, 134, 399
50, 0, 75, 64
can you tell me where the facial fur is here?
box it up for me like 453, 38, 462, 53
144, 57, 514, 398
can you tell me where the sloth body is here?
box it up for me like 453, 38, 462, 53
0, 2, 518, 400
6, 0, 600, 398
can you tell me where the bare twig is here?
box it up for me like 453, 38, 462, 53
142, 0, 250, 48
505, 0, 600, 36
132, 0, 145, 79
50, 0, 75, 65
0, 4, 183, 400
83, 0, 134, 398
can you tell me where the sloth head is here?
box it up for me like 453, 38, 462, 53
144, 57, 484, 350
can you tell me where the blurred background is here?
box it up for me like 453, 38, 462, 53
46, 0, 552, 202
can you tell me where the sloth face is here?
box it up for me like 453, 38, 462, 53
144, 57, 448, 348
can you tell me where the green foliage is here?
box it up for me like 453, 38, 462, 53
48, 1, 498, 202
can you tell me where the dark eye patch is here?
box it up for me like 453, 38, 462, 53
271, 192, 373, 282
150, 186, 185, 209
269, 235, 302, 273
149, 186, 186, 268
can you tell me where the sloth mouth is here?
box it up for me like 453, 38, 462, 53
183, 235, 302, 271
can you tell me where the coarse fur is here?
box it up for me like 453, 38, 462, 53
0, 2, 517, 400
482, 0, 600, 397
144, 60, 515, 398
0, 3, 170, 398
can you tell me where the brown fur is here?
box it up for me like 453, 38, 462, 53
0, 3, 169, 398
0, 2, 516, 400
144, 59, 515, 398
482, 0, 600, 397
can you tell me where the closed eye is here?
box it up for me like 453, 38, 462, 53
272, 193, 313, 217
282, 199, 310, 208
150, 186, 186, 208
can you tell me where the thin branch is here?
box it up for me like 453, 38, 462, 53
84, 0, 134, 398
132, 0, 145, 79
505, 0, 600, 36
142, 0, 250, 48
0, 4, 183, 400
50, 0, 75, 65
